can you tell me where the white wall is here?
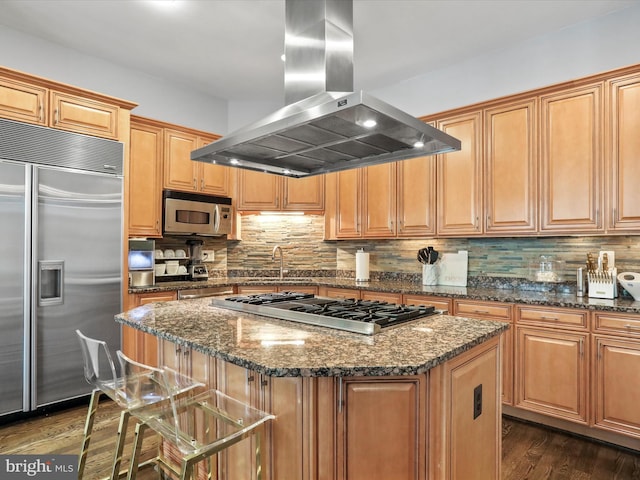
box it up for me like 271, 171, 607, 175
2, 3, 640, 133
371, 4, 640, 117
0, 26, 228, 133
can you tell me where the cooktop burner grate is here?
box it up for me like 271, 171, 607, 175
211, 293, 439, 334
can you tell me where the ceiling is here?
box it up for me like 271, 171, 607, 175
0, 0, 637, 104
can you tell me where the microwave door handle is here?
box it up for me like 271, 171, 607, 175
214, 204, 221, 232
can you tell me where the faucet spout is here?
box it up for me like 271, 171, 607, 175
272, 245, 284, 279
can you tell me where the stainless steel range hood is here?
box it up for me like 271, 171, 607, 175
192, 0, 461, 178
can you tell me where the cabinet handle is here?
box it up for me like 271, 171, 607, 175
624, 324, 640, 330
39, 103, 43, 122
183, 349, 189, 357
54, 108, 59, 125
247, 375, 255, 383
193, 178, 197, 189
261, 379, 268, 387
579, 338, 584, 356
201, 178, 204, 190
473, 310, 490, 314
276, 197, 279, 208
338, 377, 344, 413
475, 216, 479, 230
487, 215, 491, 226
175, 346, 181, 354
540, 316, 558, 321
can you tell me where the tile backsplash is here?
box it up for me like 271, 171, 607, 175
160, 215, 640, 281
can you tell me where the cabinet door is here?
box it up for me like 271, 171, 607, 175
362, 163, 396, 238
592, 335, 640, 438
198, 135, 232, 196
335, 168, 362, 238
540, 84, 604, 233
484, 100, 537, 234
437, 112, 483, 236
337, 377, 426, 480
163, 128, 199, 192
0, 77, 47, 125
515, 326, 589, 423
397, 156, 436, 237
50, 91, 118, 139
283, 176, 325, 211
128, 120, 163, 237
608, 73, 640, 231
237, 170, 281, 211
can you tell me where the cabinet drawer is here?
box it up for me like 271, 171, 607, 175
403, 294, 451, 313
593, 312, 640, 337
517, 306, 587, 329
320, 287, 361, 300
361, 290, 402, 304
454, 300, 512, 320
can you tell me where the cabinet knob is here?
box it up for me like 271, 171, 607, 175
261, 379, 268, 387
247, 375, 255, 383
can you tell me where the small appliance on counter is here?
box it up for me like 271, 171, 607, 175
187, 239, 209, 281
128, 239, 155, 287
586, 250, 617, 299
617, 272, 640, 301
529, 255, 564, 283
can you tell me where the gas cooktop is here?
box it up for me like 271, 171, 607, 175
210, 292, 439, 335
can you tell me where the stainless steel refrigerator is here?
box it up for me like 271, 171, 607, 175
0, 118, 123, 416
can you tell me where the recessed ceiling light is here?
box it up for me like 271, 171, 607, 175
414, 141, 425, 148
363, 119, 377, 128
147, 0, 180, 9
229, 158, 240, 165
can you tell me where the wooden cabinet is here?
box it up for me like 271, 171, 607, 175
0, 67, 134, 140
397, 155, 437, 237
453, 300, 514, 405
360, 290, 401, 304
592, 312, 640, 438
236, 285, 318, 295
484, 100, 537, 235
319, 287, 361, 300
515, 305, 590, 424
402, 294, 452, 313
128, 117, 163, 237
123, 291, 177, 366
237, 170, 324, 212
436, 111, 483, 236
607, 73, 640, 231
428, 336, 501, 480
49, 91, 119, 139
0, 76, 47, 125
331, 157, 435, 239
159, 339, 213, 386
164, 128, 232, 196
336, 376, 426, 480
216, 360, 310, 480
539, 83, 604, 233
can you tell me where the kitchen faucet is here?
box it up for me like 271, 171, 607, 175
272, 245, 284, 279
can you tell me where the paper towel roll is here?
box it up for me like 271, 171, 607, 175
355, 249, 369, 282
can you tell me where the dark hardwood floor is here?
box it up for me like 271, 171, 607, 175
0, 399, 638, 479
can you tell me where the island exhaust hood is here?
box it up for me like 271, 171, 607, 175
191, 0, 461, 178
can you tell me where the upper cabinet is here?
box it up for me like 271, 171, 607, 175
608, 72, 640, 232
484, 100, 537, 235
164, 128, 232, 197
129, 117, 163, 237
436, 111, 483, 236
0, 66, 135, 140
236, 170, 324, 213
539, 83, 604, 233
327, 157, 436, 240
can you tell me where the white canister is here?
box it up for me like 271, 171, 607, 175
355, 248, 370, 282
422, 264, 438, 286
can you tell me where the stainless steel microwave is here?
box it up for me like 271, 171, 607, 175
163, 190, 232, 236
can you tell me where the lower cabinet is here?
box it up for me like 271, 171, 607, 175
336, 376, 426, 480
123, 291, 177, 366
515, 325, 589, 424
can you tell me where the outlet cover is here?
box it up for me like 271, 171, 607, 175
202, 250, 215, 262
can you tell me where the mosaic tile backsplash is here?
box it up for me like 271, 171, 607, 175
160, 215, 640, 287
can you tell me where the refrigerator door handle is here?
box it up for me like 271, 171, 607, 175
38, 260, 64, 306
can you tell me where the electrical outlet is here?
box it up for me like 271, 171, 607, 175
473, 384, 482, 419
202, 250, 215, 262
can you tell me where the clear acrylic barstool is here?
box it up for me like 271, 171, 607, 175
117, 351, 275, 480
75, 330, 203, 479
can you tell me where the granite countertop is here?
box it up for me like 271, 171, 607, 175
129, 277, 640, 314
116, 297, 508, 377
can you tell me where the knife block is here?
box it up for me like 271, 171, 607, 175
587, 267, 617, 299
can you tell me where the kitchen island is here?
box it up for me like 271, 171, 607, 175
117, 297, 507, 480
